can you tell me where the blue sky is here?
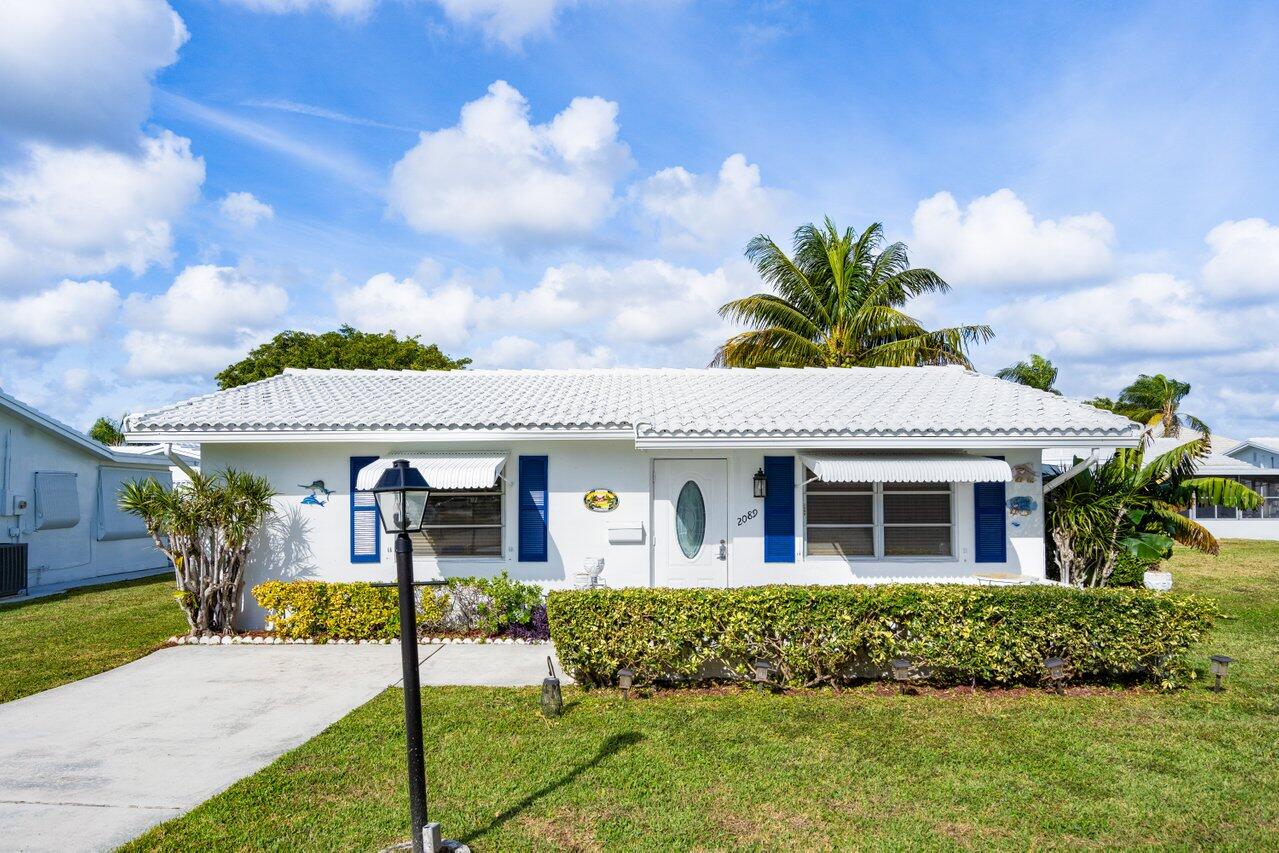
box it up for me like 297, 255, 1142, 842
2, 0, 1278, 439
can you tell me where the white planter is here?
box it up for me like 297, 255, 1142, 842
1143, 570, 1173, 591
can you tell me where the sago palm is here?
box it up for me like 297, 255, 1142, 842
996, 354, 1061, 394
713, 219, 993, 368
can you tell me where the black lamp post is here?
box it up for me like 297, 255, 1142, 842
371, 460, 434, 853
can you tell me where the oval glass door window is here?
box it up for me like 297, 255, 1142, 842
675, 480, 706, 558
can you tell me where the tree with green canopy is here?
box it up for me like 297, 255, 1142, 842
215, 325, 471, 390
89, 415, 126, 446
996, 354, 1061, 394
120, 469, 276, 634
1047, 433, 1259, 587
713, 219, 992, 368
1084, 374, 1206, 437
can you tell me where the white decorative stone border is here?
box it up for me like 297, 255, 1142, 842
166, 635, 550, 646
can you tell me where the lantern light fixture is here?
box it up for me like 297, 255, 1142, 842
541, 656, 563, 718
617, 667, 636, 699
372, 459, 431, 534
1209, 654, 1234, 692
752, 658, 775, 688
891, 658, 913, 692
1043, 656, 1067, 694
753, 468, 767, 499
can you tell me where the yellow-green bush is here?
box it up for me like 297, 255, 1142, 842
254, 581, 447, 640
547, 584, 1219, 689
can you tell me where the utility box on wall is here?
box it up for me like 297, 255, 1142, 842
0, 543, 27, 597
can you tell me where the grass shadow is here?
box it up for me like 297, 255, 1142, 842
462, 731, 644, 842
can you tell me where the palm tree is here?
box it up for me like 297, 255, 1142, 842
996, 354, 1061, 394
1112, 374, 1206, 437
713, 219, 993, 368
89, 414, 127, 446
1047, 433, 1259, 586
120, 468, 276, 634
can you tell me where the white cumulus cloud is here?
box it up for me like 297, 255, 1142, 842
222, 0, 379, 17
0, 279, 121, 347
911, 188, 1114, 287
433, 0, 574, 48
1202, 218, 1279, 299
0, 131, 205, 289
387, 81, 632, 247
478, 335, 613, 369
123, 264, 288, 376
335, 255, 755, 367
636, 153, 788, 256
0, 0, 188, 146
335, 272, 477, 349
987, 272, 1248, 361
219, 191, 275, 228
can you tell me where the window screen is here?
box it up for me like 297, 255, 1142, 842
34, 472, 80, 530
412, 484, 504, 557
804, 471, 953, 558
804, 473, 873, 557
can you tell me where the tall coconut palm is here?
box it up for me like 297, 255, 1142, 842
996, 354, 1061, 394
1113, 374, 1206, 437
713, 219, 993, 368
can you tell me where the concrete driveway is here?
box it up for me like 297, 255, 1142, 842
0, 642, 563, 852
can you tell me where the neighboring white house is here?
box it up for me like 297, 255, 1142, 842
1184, 436, 1279, 540
125, 366, 1142, 629
1, 389, 175, 598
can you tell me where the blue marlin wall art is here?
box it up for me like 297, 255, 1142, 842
300, 480, 334, 507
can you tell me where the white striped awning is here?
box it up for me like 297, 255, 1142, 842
799, 452, 1012, 484
355, 452, 507, 490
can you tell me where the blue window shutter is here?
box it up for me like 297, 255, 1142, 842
763, 456, 795, 563
518, 455, 548, 562
350, 456, 380, 564
973, 480, 1007, 563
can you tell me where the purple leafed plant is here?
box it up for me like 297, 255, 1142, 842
502, 604, 550, 641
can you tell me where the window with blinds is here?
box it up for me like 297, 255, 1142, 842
805, 471, 953, 558
413, 483, 504, 557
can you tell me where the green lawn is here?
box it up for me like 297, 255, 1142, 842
127, 542, 1279, 851
0, 574, 186, 703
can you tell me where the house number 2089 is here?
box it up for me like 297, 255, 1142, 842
736, 508, 759, 526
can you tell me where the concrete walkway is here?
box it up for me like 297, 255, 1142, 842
0, 643, 564, 852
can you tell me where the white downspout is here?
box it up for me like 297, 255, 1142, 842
1043, 450, 1100, 494
163, 443, 198, 480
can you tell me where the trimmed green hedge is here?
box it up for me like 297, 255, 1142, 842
547, 584, 1218, 689
254, 581, 447, 640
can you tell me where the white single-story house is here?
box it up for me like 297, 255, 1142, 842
1, 389, 176, 598
1176, 436, 1279, 540
125, 366, 1142, 628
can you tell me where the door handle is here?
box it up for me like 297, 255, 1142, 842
718, 539, 727, 560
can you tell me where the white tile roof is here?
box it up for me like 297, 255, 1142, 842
124, 366, 1141, 443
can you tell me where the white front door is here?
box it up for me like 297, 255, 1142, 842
653, 459, 728, 587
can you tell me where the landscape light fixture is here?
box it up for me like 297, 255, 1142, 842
891, 658, 913, 693
617, 667, 636, 699
752, 658, 775, 689
541, 656, 563, 718
370, 459, 437, 853
1210, 654, 1234, 692
1043, 656, 1067, 694
753, 468, 767, 499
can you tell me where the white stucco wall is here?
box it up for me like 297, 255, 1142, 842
1, 412, 172, 594
1194, 518, 1279, 541
204, 441, 1048, 629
